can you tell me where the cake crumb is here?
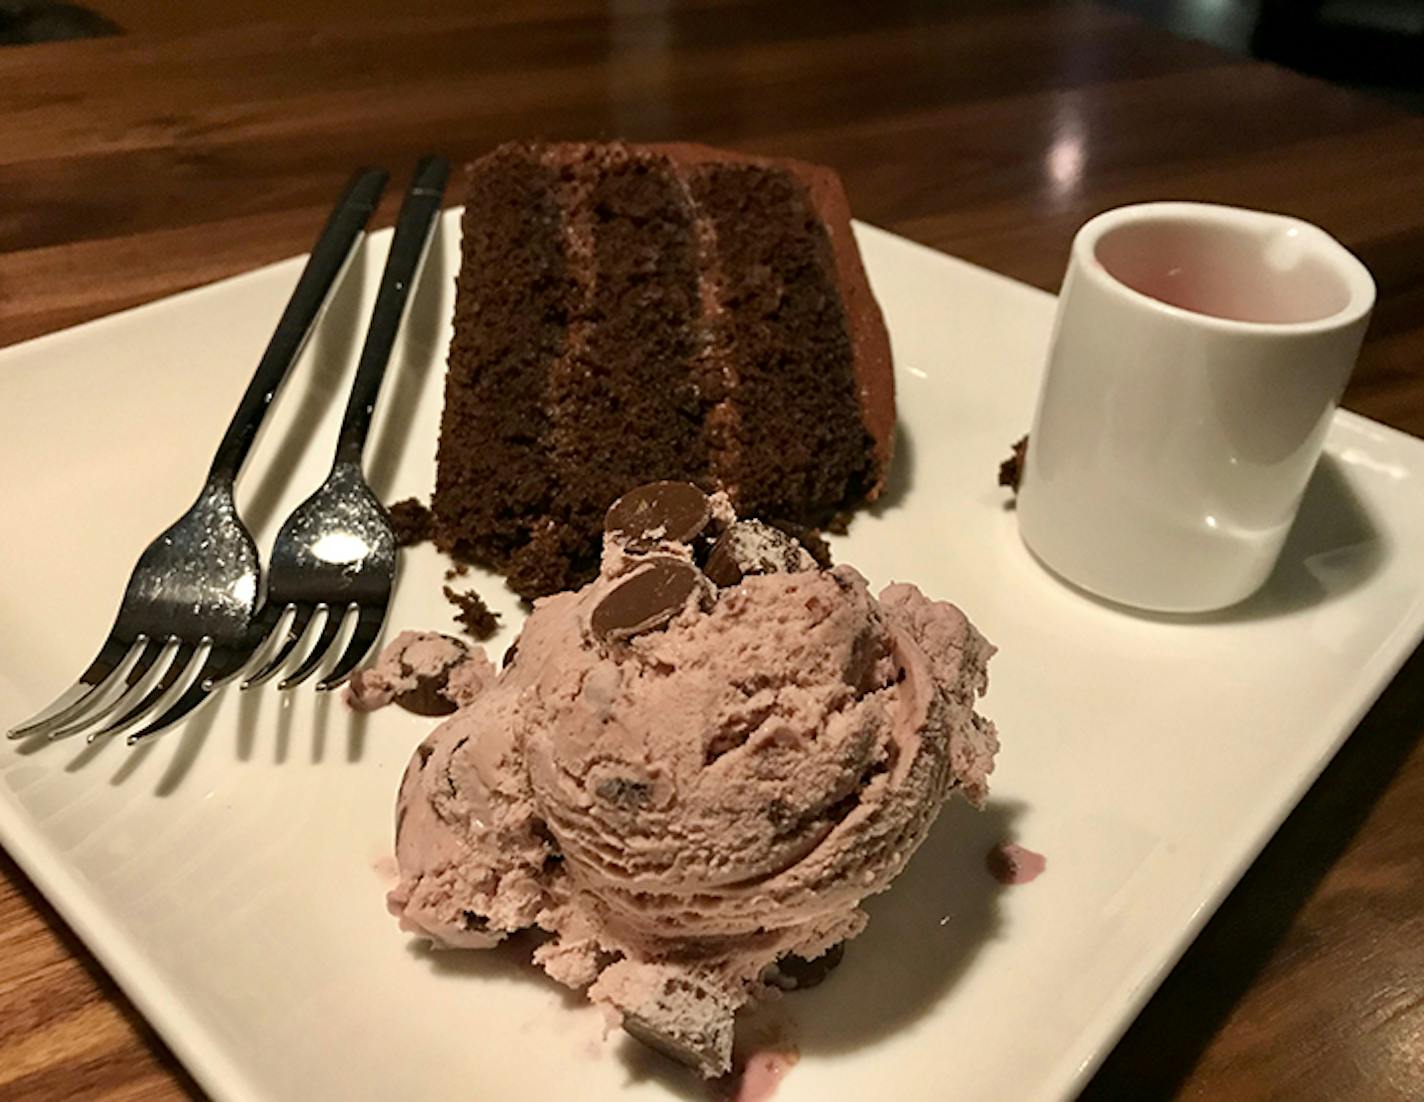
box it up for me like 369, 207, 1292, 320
444, 562, 470, 580
998, 435, 1029, 494
444, 585, 500, 640
389, 498, 435, 546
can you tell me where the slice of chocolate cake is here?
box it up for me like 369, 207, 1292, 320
433, 141, 894, 599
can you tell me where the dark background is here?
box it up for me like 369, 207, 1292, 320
7, 0, 1424, 112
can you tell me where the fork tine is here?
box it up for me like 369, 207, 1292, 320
278, 603, 353, 689
316, 603, 388, 692
7, 635, 145, 738
125, 642, 250, 745
242, 603, 316, 688
7, 682, 98, 739
44, 637, 172, 742
203, 642, 264, 690
124, 678, 222, 746
67, 637, 185, 751
225, 604, 292, 688
84, 637, 207, 740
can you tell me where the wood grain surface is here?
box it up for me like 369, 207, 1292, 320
1, 2, 1421, 1099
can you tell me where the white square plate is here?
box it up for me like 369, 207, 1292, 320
2, 216, 1422, 1102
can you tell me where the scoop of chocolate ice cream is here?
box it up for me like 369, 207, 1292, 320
385, 487, 999, 1077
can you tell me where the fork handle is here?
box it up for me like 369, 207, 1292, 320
208, 168, 389, 485
334, 154, 450, 468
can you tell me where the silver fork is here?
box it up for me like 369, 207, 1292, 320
7, 168, 389, 746
241, 155, 450, 694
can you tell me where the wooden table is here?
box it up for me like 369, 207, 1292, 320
2, 1, 1421, 1098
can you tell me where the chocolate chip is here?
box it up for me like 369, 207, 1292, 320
766, 798, 793, 828
703, 520, 815, 587
590, 557, 709, 643
391, 636, 469, 717
623, 1015, 729, 1079
604, 481, 711, 547
395, 676, 459, 717
596, 777, 652, 808
763, 943, 845, 991
620, 976, 735, 1078
532, 820, 561, 854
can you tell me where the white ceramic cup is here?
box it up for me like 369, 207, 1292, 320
1017, 202, 1375, 613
